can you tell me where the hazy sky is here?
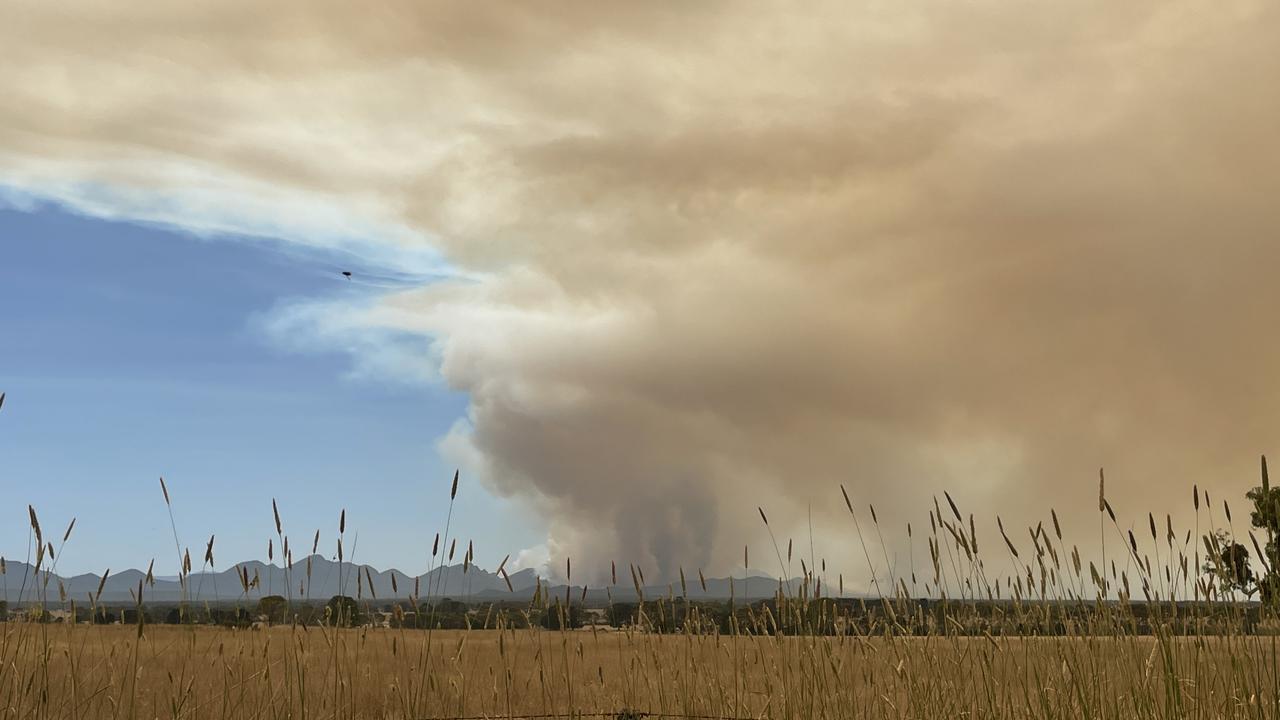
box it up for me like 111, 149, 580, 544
3, 1, 1279, 585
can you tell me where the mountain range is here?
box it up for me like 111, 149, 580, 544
0, 555, 803, 605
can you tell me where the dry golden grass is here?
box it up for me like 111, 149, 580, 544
2, 621, 1279, 719
6, 461, 1280, 718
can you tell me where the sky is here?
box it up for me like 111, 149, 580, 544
3, 0, 1280, 587
0, 205, 542, 576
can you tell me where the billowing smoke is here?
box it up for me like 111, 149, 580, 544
5, 0, 1280, 584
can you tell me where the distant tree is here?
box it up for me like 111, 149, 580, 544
0, 600, 7, 621
1246, 456, 1280, 604
416, 599, 469, 629
607, 602, 638, 628
325, 595, 361, 627
208, 606, 252, 628
256, 595, 288, 624
292, 604, 323, 625
437, 598, 468, 614
540, 599, 582, 630
121, 607, 150, 625
231, 607, 252, 627
1203, 529, 1255, 598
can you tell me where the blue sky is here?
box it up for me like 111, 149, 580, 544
0, 203, 541, 576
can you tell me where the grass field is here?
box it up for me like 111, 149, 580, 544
6, 468, 1280, 719
2, 617, 1279, 719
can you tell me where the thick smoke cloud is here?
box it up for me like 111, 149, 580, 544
5, 0, 1280, 584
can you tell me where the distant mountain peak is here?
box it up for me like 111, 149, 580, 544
0, 557, 817, 605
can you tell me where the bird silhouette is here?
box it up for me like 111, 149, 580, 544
341, 271, 352, 280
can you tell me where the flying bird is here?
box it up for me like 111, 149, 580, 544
314, 264, 430, 289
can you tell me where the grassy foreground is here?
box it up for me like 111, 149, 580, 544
2, 620, 1278, 719
6, 462, 1280, 718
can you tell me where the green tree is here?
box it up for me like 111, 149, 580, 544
256, 595, 288, 624
325, 595, 362, 627
1246, 455, 1280, 603
1203, 529, 1255, 598
121, 607, 150, 625
608, 602, 638, 628
540, 599, 582, 630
